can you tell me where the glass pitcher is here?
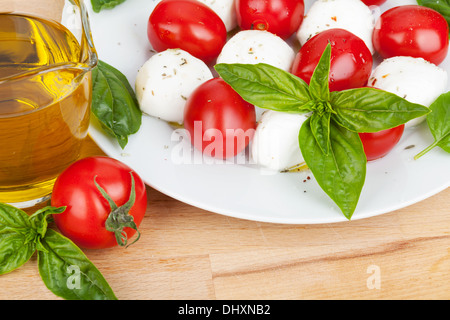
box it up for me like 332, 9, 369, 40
0, 0, 98, 208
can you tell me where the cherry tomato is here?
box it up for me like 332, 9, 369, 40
147, 0, 227, 64
235, 0, 305, 40
51, 157, 147, 249
183, 78, 257, 159
291, 28, 373, 92
361, 0, 386, 6
359, 125, 405, 161
372, 5, 449, 65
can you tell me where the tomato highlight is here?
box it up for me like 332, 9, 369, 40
359, 125, 405, 161
361, 0, 387, 6
183, 78, 256, 159
372, 5, 449, 65
236, 0, 305, 40
291, 28, 373, 91
147, 0, 227, 64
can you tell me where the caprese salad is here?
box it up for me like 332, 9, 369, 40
95, 0, 450, 219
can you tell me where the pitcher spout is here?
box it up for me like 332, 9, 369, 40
63, 0, 98, 71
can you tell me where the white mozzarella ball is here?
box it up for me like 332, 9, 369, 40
297, 0, 375, 53
217, 30, 295, 71
251, 110, 308, 172
368, 56, 448, 127
135, 49, 213, 124
197, 0, 237, 31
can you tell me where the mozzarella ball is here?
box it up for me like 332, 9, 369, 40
251, 110, 308, 172
196, 0, 237, 31
297, 0, 375, 53
368, 56, 448, 127
135, 49, 213, 124
217, 30, 295, 71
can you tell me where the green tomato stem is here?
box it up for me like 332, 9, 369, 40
94, 173, 140, 248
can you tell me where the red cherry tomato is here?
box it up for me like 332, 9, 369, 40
147, 0, 227, 64
291, 28, 373, 92
236, 0, 305, 40
361, 0, 386, 6
51, 157, 147, 249
183, 78, 257, 159
359, 125, 405, 161
372, 5, 449, 65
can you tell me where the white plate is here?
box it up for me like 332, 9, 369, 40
87, 0, 450, 224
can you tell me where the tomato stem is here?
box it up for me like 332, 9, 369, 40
94, 173, 141, 248
251, 20, 269, 31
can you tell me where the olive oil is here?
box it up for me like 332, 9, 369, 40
0, 13, 92, 204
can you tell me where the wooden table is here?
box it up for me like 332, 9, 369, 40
0, 136, 449, 300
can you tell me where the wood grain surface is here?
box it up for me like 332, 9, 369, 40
0, 136, 449, 300
0, 0, 64, 19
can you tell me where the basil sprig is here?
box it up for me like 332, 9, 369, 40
415, 91, 450, 159
91, 60, 142, 149
215, 44, 430, 219
90, 0, 127, 13
0, 203, 117, 300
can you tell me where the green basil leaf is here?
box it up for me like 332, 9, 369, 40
91, 0, 127, 13
38, 229, 117, 300
310, 111, 331, 155
0, 233, 36, 275
0, 203, 36, 274
215, 63, 313, 113
415, 91, 450, 159
28, 206, 66, 239
309, 43, 331, 101
417, 0, 450, 33
330, 87, 430, 132
299, 119, 366, 219
427, 92, 450, 152
0, 203, 33, 231
91, 60, 142, 149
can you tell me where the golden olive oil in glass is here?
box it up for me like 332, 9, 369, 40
0, 13, 92, 205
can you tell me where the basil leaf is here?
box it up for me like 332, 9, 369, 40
91, 60, 142, 149
417, 0, 450, 33
38, 229, 117, 300
91, 0, 127, 13
215, 63, 313, 113
330, 87, 430, 132
0, 203, 33, 231
0, 203, 36, 274
299, 119, 366, 219
425, 92, 450, 152
309, 43, 331, 101
0, 233, 36, 275
310, 111, 331, 155
28, 206, 66, 239
415, 91, 450, 159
